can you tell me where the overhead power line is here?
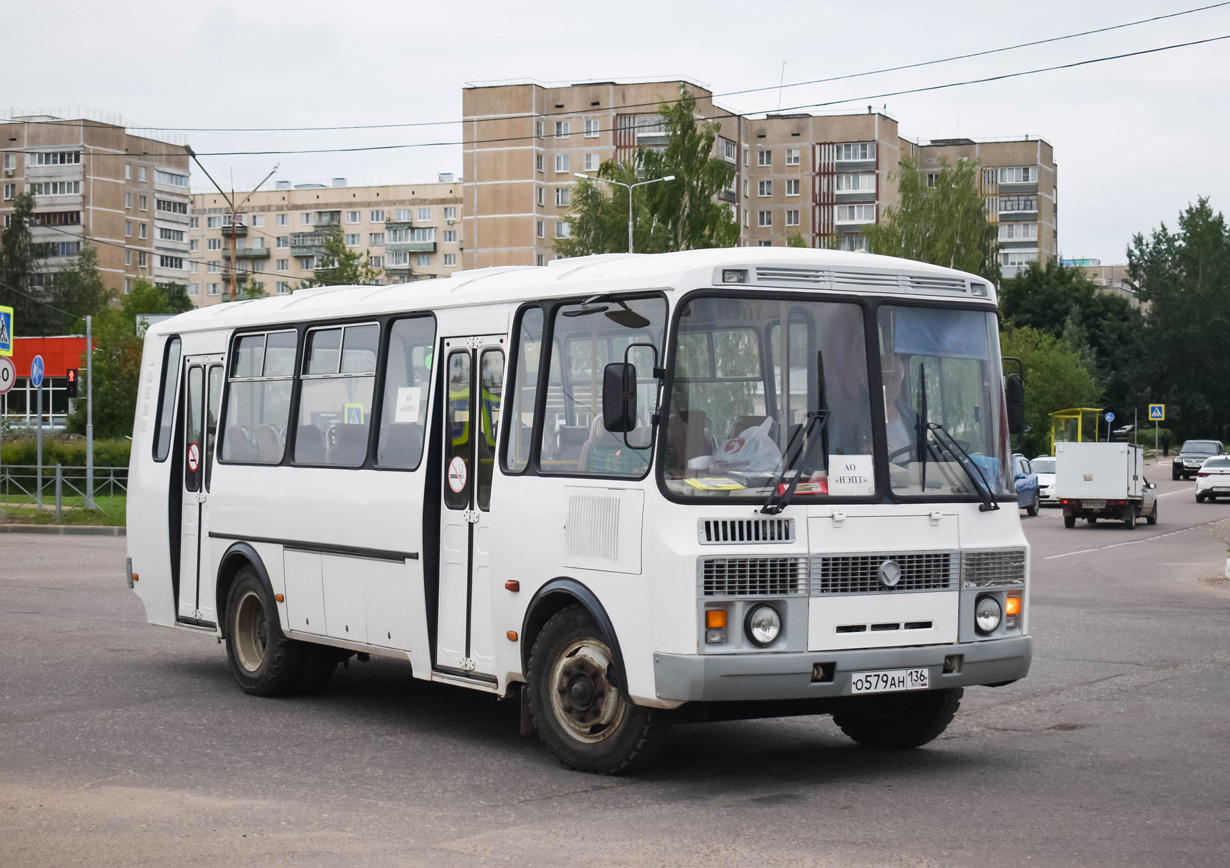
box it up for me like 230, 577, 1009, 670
11, 32, 1224, 161
17, 1, 1230, 135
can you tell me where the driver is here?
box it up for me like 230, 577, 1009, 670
883, 358, 919, 460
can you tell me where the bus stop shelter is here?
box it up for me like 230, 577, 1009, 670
1048, 408, 1105, 455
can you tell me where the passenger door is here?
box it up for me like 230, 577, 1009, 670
177, 354, 224, 625
436, 335, 505, 678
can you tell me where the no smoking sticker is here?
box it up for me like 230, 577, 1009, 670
447, 455, 467, 493
187, 442, 200, 473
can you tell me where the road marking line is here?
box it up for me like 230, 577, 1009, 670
1044, 517, 1230, 560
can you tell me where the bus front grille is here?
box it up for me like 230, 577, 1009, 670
701, 557, 809, 597
698, 517, 795, 544
960, 549, 1026, 588
810, 552, 957, 595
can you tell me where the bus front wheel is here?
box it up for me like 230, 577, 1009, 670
224, 566, 316, 697
528, 605, 669, 774
833, 687, 963, 750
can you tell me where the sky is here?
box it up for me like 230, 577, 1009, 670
7, 0, 1230, 264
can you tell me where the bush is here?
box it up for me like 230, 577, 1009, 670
0, 436, 131, 468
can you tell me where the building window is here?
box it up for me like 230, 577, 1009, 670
208, 238, 222, 251
29, 181, 82, 196
835, 142, 876, 161
158, 227, 186, 242
555, 187, 571, 207
159, 255, 184, 270
138, 252, 147, 267
837, 234, 868, 252
443, 253, 456, 266
1, 184, 13, 201
370, 210, 385, 223
555, 121, 570, 138
276, 281, 290, 294
585, 119, 599, 138
835, 173, 876, 192
536, 120, 544, 138
997, 167, 1035, 184
1002, 252, 1039, 267
125, 250, 131, 266
757, 150, 771, 167
345, 233, 360, 247
999, 223, 1038, 241
125, 221, 132, 237
208, 261, 221, 273
536, 154, 544, 173
415, 253, 431, 267
786, 179, 800, 196
759, 240, 773, 247
251, 215, 265, 227
554, 154, 569, 173
443, 230, 456, 243
743, 209, 748, 227
536, 221, 544, 239
299, 256, 315, 270
723, 139, 737, 162
369, 256, 383, 269
785, 209, 800, 226
138, 167, 147, 181
583, 153, 598, 172
927, 173, 938, 187
786, 148, 800, 166
395, 208, 412, 222
189, 239, 198, 252
758, 180, 772, 197
277, 213, 288, 226
190, 217, 199, 228
758, 211, 772, 227
124, 278, 132, 293
417, 208, 430, 221
555, 221, 570, 238
125, 164, 131, 180
345, 211, 360, 224
206, 216, 221, 229
155, 169, 187, 187
156, 199, 188, 215
139, 223, 147, 239
369, 232, 384, 246
188, 283, 198, 296
835, 204, 876, 223
276, 259, 289, 271
444, 206, 457, 221
537, 187, 545, 206
1000, 194, 1038, 213
273, 236, 286, 249
124, 193, 132, 209
207, 283, 220, 295
301, 213, 312, 225
139, 195, 147, 211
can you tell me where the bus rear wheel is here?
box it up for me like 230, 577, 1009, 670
528, 605, 669, 774
834, 687, 963, 750
224, 566, 309, 697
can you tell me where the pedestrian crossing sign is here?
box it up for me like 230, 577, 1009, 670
1149, 404, 1164, 421
0, 305, 12, 357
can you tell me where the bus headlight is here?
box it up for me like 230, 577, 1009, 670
974, 595, 1002, 635
745, 605, 782, 646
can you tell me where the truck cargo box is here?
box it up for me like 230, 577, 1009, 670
1055, 442, 1144, 501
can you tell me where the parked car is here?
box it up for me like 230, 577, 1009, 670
1195, 456, 1230, 502
1173, 440, 1226, 480
1031, 454, 1057, 504
1012, 453, 1040, 516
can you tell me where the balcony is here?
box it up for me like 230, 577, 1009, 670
222, 246, 271, 259
290, 233, 326, 256
385, 240, 436, 253
221, 224, 247, 237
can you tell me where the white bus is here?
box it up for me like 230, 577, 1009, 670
126, 248, 1031, 773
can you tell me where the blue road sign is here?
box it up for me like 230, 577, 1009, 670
1104, 412, 1114, 423
30, 354, 45, 388
1149, 404, 1165, 421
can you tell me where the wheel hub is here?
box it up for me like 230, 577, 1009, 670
549, 639, 624, 743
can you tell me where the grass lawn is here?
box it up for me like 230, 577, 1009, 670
0, 493, 126, 526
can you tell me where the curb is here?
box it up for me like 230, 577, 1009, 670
0, 524, 126, 536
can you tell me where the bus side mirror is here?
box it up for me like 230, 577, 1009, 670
602, 362, 637, 433
1005, 373, 1025, 435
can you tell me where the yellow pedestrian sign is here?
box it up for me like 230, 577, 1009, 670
1148, 404, 1165, 422
0, 305, 13, 357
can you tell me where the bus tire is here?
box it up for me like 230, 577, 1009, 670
224, 566, 304, 697
528, 605, 669, 775
833, 687, 963, 750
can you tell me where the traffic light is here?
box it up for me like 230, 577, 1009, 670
66, 368, 79, 398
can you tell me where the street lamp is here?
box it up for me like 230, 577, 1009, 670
575, 173, 675, 254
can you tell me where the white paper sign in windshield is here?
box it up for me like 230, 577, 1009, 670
828, 454, 876, 496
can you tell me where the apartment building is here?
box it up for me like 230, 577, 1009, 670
0, 111, 193, 298
461, 79, 1056, 279
1063, 258, 1141, 308
188, 178, 463, 306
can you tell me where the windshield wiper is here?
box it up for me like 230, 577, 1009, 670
915, 363, 929, 491
761, 409, 830, 515
927, 422, 1000, 512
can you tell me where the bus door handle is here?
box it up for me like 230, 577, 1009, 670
461, 509, 480, 524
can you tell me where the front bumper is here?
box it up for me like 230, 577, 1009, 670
652, 635, 1032, 702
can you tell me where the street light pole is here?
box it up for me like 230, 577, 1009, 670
576, 173, 675, 254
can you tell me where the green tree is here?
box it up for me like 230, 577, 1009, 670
0, 192, 49, 333
786, 231, 808, 248
303, 225, 383, 286
1128, 197, 1230, 440
160, 281, 195, 313
240, 280, 267, 300
40, 244, 113, 333
556, 85, 737, 257
1000, 325, 1102, 457
862, 156, 1000, 285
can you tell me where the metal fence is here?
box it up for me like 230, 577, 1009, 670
0, 465, 128, 522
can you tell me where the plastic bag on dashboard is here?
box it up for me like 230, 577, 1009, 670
714, 418, 783, 474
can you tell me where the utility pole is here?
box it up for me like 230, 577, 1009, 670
184, 147, 278, 302
86, 315, 95, 509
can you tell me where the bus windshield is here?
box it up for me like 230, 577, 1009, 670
661, 296, 1010, 501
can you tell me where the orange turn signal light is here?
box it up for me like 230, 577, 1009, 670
274, 593, 285, 603
504, 580, 520, 592
706, 609, 728, 629
506, 631, 518, 642
131, 573, 139, 583
1005, 595, 1022, 616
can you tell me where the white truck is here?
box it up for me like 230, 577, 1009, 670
1056, 441, 1158, 529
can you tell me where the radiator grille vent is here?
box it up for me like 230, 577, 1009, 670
698, 517, 795, 545
831, 270, 901, 289
906, 275, 969, 293
811, 552, 956, 595
701, 557, 809, 597
755, 266, 825, 285
564, 495, 620, 563
961, 549, 1026, 588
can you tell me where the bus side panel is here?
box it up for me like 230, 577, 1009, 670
128, 330, 180, 628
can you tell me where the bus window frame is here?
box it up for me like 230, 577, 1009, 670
216, 311, 437, 472
655, 288, 1012, 507
293, 321, 381, 468
498, 292, 668, 482
373, 313, 438, 473
151, 335, 182, 462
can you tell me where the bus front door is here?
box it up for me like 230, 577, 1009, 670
176, 355, 223, 626
436, 335, 505, 679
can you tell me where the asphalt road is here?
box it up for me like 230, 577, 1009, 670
2, 463, 1228, 868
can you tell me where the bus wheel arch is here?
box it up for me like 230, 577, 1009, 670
215, 542, 277, 640
520, 578, 628, 693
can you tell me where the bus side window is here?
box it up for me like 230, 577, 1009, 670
376, 316, 436, 469
152, 337, 181, 461
504, 307, 543, 473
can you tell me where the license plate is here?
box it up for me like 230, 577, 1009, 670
1213, 487, 1230, 492
1082, 500, 1106, 509
850, 667, 930, 694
